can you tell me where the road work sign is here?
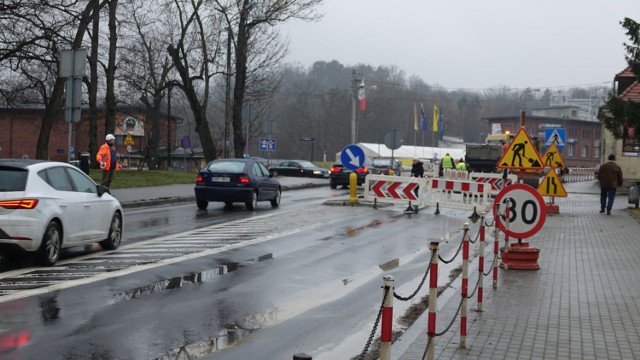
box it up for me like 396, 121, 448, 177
497, 128, 544, 171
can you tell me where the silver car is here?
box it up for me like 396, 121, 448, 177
0, 159, 123, 266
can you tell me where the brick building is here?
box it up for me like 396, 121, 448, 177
483, 110, 602, 168
0, 108, 176, 168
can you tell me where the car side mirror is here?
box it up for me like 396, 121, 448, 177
97, 184, 111, 197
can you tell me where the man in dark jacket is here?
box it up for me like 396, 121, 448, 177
411, 159, 424, 178
597, 154, 623, 215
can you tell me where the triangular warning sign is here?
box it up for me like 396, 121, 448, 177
541, 144, 566, 169
537, 169, 568, 197
545, 129, 565, 147
497, 128, 544, 170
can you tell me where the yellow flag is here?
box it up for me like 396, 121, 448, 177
413, 103, 418, 131
433, 105, 439, 132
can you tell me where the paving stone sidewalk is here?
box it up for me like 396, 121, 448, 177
395, 189, 640, 360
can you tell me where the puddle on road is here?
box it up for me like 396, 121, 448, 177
112, 254, 272, 303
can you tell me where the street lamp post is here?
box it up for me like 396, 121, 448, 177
351, 69, 362, 144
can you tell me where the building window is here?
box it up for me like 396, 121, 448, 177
594, 146, 600, 159
568, 145, 575, 157
581, 145, 589, 158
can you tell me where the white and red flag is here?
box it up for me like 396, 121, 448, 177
358, 79, 366, 111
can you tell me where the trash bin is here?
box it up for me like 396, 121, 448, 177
629, 181, 640, 209
79, 152, 90, 175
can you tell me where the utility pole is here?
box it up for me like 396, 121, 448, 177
350, 69, 362, 144
224, 27, 232, 158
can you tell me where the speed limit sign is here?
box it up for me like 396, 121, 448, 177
493, 183, 547, 239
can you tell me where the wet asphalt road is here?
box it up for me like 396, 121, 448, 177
0, 186, 477, 359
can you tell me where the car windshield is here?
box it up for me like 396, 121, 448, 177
0, 167, 28, 191
206, 161, 246, 173
296, 161, 316, 168
373, 159, 392, 167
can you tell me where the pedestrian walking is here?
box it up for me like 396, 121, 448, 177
597, 154, 623, 215
96, 134, 120, 188
410, 159, 424, 178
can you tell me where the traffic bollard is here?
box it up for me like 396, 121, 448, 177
460, 223, 469, 348
427, 241, 439, 360
349, 172, 358, 203
478, 211, 485, 311
493, 228, 499, 289
380, 276, 394, 360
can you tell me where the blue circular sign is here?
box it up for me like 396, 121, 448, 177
340, 144, 366, 171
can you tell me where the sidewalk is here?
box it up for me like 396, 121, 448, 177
110, 177, 329, 208
394, 180, 640, 360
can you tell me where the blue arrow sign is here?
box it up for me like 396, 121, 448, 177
340, 144, 365, 170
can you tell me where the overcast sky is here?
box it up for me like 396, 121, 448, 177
281, 0, 636, 91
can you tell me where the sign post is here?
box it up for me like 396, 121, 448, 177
493, 183, 546, 270
340, 144, 366, 204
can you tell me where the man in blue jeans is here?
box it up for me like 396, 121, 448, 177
597, 154, 623, 215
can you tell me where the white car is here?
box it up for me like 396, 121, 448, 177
0, 159, 123, 266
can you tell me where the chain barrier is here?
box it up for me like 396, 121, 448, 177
438, 228, 468, 264
466, 272, 481, 299
484, 252, 499, 276
435, 296, 464, 336
358, 285, 389, 360
468, 226, 480, 244
393, 252, 434, 301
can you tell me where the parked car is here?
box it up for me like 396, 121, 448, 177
370, 158, 402, 176
0, 159, 123, 266
329, 161, 370, 189
269, 160, 329, 178
195, 158, 281, 210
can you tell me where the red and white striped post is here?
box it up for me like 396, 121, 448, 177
493, 227, 499, 289
380, 275, 394, 360
503, 205, 510, 270
477, 211, 486, 311
427, 241, 439, 360
460, 223, 470, 348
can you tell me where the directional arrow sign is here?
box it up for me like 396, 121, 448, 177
340, 144, 366, 170
369, 180, 418, 201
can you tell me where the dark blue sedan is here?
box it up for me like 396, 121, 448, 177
194, 158, 281, 210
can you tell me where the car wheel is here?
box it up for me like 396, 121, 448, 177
271, 189, 281, 208
100, 212, 122, 250
196, 199, 208, 210
330, 179, 337, 189
39, 222, 61, 266
246, 191, 258, 211
224, 201, 233, 207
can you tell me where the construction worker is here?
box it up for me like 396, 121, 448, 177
96, 134, 119, 188
439, 152, 454, 177
456, 157, 468, 171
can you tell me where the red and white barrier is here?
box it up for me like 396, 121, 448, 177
364, 174, 427, 206
380, 276, 394, 360
469, 172, 518, 196
423, 178, 491, 211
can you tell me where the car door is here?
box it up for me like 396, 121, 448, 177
278, 161, 294, 176
41, 167, 87, 244
253, 163, 275, 200
65, 167, 109, 241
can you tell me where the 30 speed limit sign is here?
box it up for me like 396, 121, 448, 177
493, 183, 547, 238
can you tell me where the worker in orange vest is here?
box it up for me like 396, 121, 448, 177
96, 134, 120, 188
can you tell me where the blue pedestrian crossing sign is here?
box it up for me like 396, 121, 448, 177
545, 128, 565, 148
340, 144, 366, 170
259, 138, 276, 151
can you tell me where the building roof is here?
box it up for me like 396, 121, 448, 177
619, 81, 640, 102
615, 66, 635, 79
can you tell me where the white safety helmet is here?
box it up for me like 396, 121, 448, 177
105, 134, 116, 141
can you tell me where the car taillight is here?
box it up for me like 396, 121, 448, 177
196, 175, 205, 183
356, 167, 368, 173
0, 199, 39, 209
238, 175, 251, 184
330, 167, 342, 173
